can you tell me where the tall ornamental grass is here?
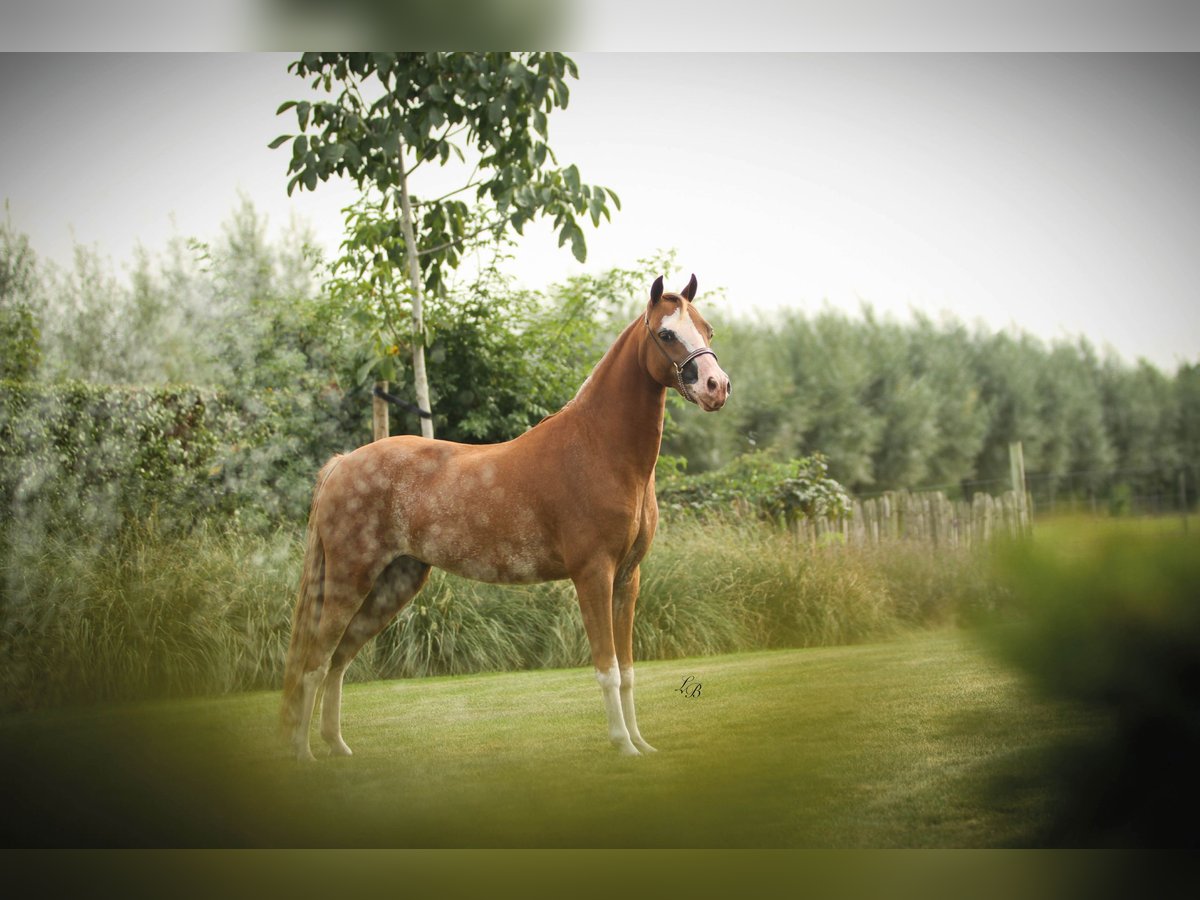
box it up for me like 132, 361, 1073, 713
0, 517, 993, 711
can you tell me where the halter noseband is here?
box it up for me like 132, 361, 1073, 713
643, 311, 719, 402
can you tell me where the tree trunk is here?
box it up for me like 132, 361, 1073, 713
396, 146, 435, 439
372, 380, 389, 442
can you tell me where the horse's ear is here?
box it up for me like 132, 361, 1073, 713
681, 273, 698, 302
650, 275, 664, 305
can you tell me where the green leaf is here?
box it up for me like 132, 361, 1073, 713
588, 195, 606, 227
563, 164, 580, 194
356, 358, 376, 385
321, 143, 346, 165
569, 224, 586, 262
267, 134, 291, 150
276, 100, 297, 116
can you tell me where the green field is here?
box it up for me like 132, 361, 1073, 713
0, 629, 1099, 848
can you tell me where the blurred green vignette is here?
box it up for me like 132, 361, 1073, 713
263, 0, 573, 47
983, 521, 1200, 847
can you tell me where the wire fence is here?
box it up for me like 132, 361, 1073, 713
811, 463, 1194, 547
855, 465, 1193, 519
799, 489, 1031, 548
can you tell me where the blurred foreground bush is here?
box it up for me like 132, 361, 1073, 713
987, 522, 1200, 846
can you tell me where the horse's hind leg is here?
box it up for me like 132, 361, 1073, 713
291, 560, 373, 761
320, 555, 431, 756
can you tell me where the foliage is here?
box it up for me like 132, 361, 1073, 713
985, 522, 1200, 846
276, 52, 617, 291
0, 379, 355, 538
1, 381, 235, 536
0, 523, 298, 710
0, 515, 988, 711
275, 52, 618, 414
661, 303, 1197, 509
0, 212, 41, 381
1, 203, 375, 531
423, 265, 591, 442
656, 451, 852, 523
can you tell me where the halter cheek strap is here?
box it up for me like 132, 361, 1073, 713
644, 313, 719, 401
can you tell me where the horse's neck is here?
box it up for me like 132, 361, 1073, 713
561, 319, 666, 481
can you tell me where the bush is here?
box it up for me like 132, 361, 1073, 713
0, 380, 364, 538
656, 450, 852, 523
984, 522, 1200, 846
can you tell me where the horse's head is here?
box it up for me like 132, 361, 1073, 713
643, 274, 731, 412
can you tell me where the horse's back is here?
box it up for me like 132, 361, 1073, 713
318, 433, 569, 585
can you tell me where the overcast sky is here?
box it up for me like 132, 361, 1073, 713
1, 52, 1197, 369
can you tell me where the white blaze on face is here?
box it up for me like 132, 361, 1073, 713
658, 304, 725, 401
658, 306, 705, 353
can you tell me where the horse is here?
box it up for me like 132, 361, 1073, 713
280, 274, 731, 760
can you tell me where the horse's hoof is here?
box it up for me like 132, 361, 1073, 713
327, 740, 354, 757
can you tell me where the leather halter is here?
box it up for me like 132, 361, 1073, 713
643, 310, 718, 403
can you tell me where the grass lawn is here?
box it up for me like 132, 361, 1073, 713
0, 629, 1099, 848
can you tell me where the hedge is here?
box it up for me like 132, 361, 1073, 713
0, 379, 362, 536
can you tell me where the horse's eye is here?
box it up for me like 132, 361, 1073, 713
659, 330, 675, 343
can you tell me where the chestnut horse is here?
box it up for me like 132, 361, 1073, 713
280, 274, 730, 760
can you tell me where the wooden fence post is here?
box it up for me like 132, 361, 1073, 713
1009, 441, 1030, 533
373, 380, 389, 442
1182, 470, 1190, 536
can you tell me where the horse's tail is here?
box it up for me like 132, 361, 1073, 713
279, 454, 342, 738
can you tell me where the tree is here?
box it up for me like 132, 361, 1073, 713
1033, 340, 1114, 507
1101, 356, 1181, 506
273, 52, 619, 438
906, 313, 988, 493
970, 330, 1048, 490
1175, 363, 1200, 507
0, 212, 42, 381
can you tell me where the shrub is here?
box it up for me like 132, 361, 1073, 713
656, 450, 852, 522
984, 522, 1200, 846
0, 379, 364, 538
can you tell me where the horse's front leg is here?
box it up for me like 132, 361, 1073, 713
613, 564, 656, 754
573, 564, 640, 756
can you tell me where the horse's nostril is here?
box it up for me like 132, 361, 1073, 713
707, 377, 718, 392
